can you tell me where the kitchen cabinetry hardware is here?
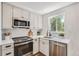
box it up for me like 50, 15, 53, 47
6, 45, 11, 48
35, 39, 37, 41
6, 52, 11, 55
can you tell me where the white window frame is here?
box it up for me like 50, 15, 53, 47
48, 13, 65, 33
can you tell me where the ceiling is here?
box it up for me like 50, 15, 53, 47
8, 2, 74, 15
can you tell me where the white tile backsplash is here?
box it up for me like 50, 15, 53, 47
10, 28, 37, 38
11, 28, 29, 38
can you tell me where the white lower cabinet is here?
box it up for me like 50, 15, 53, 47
0, 43, 14, 56
40, 38, 49, 56
33, 38, 40, 54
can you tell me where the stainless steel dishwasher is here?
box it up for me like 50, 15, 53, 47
49, 40, 67, 56
49, 41, 54, 56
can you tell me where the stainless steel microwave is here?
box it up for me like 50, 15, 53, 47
12, 19, 30, 28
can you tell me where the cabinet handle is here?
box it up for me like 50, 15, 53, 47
35, 39, 37, 41
6, 52, 11, 55
6, 45, 11, 48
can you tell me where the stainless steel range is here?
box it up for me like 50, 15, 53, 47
12, 36, 33, 56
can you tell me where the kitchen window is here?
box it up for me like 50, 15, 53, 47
48, 14, 64, 36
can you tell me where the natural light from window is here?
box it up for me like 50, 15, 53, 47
48, 14, 64, 37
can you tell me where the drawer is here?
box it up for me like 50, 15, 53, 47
2, 43, 14, 50
2, 49, 14, 56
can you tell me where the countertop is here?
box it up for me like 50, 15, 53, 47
32, 35, 70, 44
0, 39, 14, 45
44, 37, 70, 44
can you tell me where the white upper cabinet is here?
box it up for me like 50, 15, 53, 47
13, 7, 29, 20
2, 3, 42, 29
13, 7, 23, 20
35, 15, 42, 29
37, 15, 42, 29
22, 10, 29, 20
2, 3, 12, 29
30, 13, 37, 29
30, 13, 42, 29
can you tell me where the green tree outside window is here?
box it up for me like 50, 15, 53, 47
50, 15, 64, 36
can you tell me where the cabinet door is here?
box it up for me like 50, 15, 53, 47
22, 10, 29, 20
30, 13, 42, 29
30, 13, 34, 29
13, 7, 22, 19
40, 39, 49, 56
53, 42, 67, 56
43, 39, 49, 56
30, 13, 37, 29
37, 16, 42, 29
33, 38, 39, 54
40, 39, 44, 54
2, 3, 12, 29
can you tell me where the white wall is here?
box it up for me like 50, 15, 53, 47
64, 3, 79, 56
0, 2, 2, 42
42, 3, 79, 56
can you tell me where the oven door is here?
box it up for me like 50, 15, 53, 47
14, 42, 33, 56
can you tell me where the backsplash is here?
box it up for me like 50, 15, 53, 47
2, 28, 40, 39
11, 28, 38, 38
11, 28, 29, 38
2, 29, 11, 40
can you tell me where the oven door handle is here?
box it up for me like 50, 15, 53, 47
15, 41, 32, 46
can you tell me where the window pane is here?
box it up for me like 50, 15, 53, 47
50, 15, 64, 36
50, 17, 56, 31
56, 15, 64, 32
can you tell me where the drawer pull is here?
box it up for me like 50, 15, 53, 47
6, 45, 11, 48
35, 39, 37, 41
6, 52, 11, 55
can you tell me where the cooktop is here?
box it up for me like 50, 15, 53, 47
12, 36, 33, 44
